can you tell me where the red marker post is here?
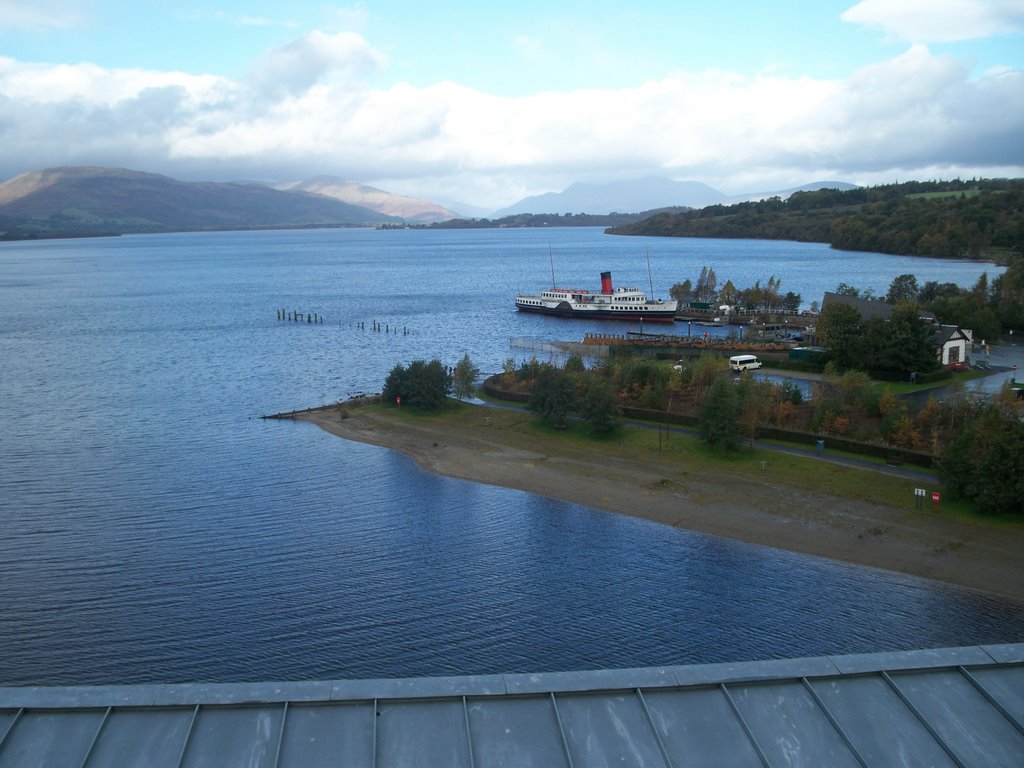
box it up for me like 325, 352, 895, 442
931, 490, 941, 511
396, 395, 401, 408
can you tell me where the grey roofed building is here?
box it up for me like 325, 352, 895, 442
820, 292, 937, 324
1, 643, 1022, 766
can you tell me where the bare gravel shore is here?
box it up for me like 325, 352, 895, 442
294, 403, 1024, 602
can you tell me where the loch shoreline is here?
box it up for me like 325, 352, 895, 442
289, 401, 1024, 603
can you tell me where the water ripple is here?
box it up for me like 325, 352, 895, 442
0, 229, 1020, 686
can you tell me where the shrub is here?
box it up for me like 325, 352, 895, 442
699, 376, 741, 449
382, 359, 451, 411
579, 376, 622, 436
528, 364, 576, 427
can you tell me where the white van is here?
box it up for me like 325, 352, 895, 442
729, 354, 762, 372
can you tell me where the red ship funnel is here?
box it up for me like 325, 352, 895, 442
600, 271, 613, 294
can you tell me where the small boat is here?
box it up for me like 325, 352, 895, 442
515, 271, 679, 322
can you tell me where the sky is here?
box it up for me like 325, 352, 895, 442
1, 1, 1022, 211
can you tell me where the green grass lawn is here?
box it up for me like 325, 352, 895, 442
372, 400, 978, 515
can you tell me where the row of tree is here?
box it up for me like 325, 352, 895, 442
381, 354, 479, 410
666, 243, 1021, 337
608, 179, 1024, 262
377, 348, 1021, 514
670, 266, 802, 313
891, 261, 1022, 337
420, 210, 685, 230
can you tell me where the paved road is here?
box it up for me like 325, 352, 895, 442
962, 333, 1024, 395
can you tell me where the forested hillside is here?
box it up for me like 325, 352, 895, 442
608, 179, 1024, 261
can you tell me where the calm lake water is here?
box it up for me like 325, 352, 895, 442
1, 227, 1020, 686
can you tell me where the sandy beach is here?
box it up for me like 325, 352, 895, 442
294, 403, 1024, 602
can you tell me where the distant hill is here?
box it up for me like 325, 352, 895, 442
494, 177, 728, 216
275, 176, 460, 223
0, 167, 400, 239
607, 179, 1024, 260
492, 177, 860, 217
413, 208, 689, 230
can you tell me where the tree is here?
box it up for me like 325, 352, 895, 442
919, 281, 961, 302
382, 359, 451, 410
528, 364, 576, 428
736, 376, 773, 446
501, 357, 517, 386
579, 376, 621, 436
939, 401, 1024, 515
876, 302, 937, 375
765, 275, 781, 309
452, 353, 480, 401
886, 274, 919, 304
719, 279, 739, 305
669, 279, 693, 304
382, 363, 407, 405
564, 353, 585, 373
699, 376, 740, 449
687, 352, 726, 395
993, 258, 1024, 330
816, 301, 863, 370
614, 358, 670, 409
781, 291, 802, 313
859, 316, 889, 372
694, 266, 718, 302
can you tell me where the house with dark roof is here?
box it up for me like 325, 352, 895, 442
820, 292, 971, 368
820, 292, 936, 323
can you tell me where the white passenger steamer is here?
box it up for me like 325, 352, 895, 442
515, 271, 678, 322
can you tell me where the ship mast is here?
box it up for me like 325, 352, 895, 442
646, 248, 655, 298
549, 245, 556, 288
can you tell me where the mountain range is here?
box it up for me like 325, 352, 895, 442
494, 177, 858, 216
0, 165, 858, 239
274, 176, 460, 223
0, 167, 405, 237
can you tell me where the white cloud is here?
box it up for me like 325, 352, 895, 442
842, 0, 1024, 42
0, 0, 81, 31
0, 35, 1021, 208
244, 30, 387, 99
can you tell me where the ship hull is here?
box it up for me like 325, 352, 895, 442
515, 301, 677, 322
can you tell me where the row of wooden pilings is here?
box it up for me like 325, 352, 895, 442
357, 320, 410, 335
277, 309, 324, 324
275, 310, 410, 334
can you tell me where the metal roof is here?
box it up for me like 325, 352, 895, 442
1, 643, 1022, 767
